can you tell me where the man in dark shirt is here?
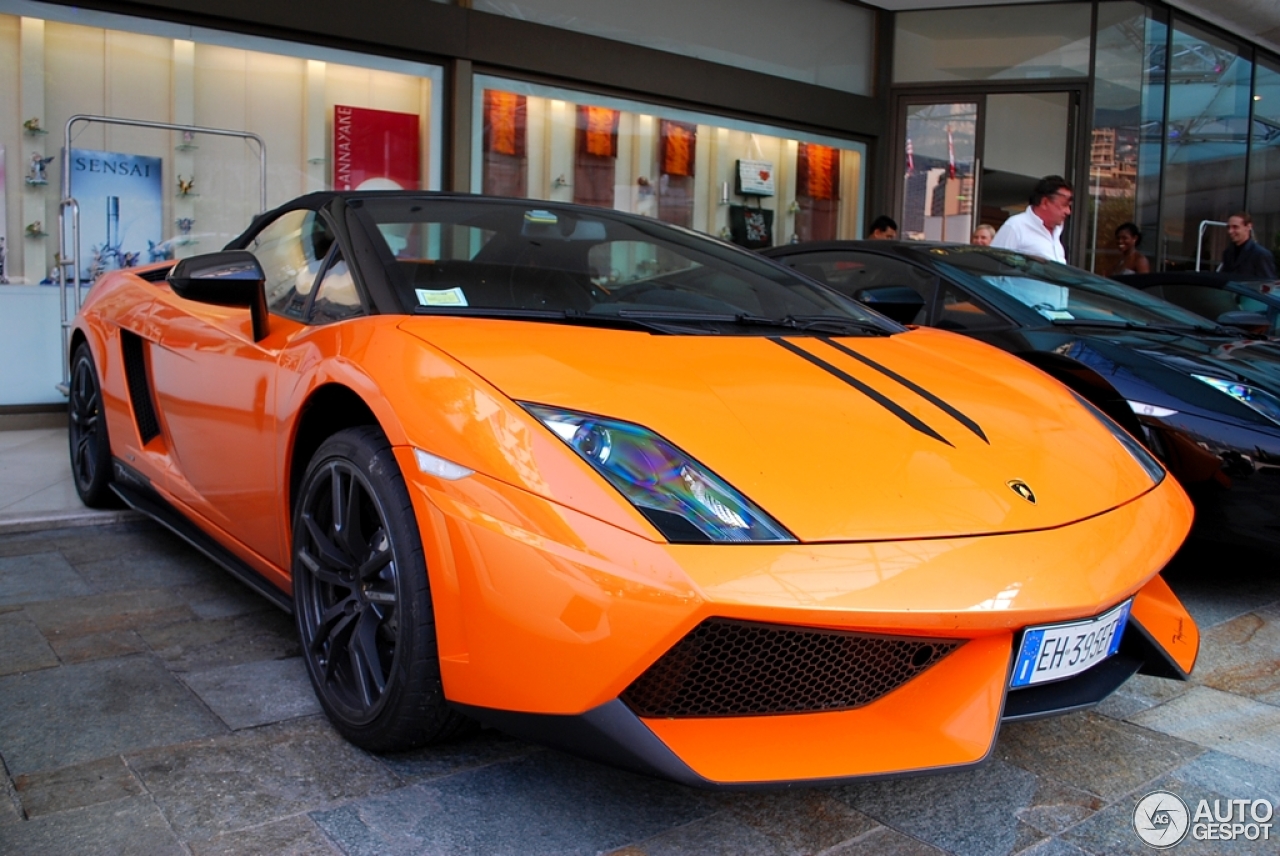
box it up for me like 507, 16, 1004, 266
1221, 212, 1277, 278
867, 215, 898, 240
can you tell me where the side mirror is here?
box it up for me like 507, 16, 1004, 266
1216, 310, 1270, 335
854, 285, 926, 325
168, 250, 270, 342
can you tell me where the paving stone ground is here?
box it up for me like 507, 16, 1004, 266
1, 522, 1278, 855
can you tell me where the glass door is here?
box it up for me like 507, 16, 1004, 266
894, 90, 1080, 252
899, 102, 978, 242
981, 92, 1074, 232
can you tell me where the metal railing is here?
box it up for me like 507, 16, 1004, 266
1196, 219, 1227, 272
56, 115, 267, 393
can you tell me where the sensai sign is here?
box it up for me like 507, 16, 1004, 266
72, 153, 159, 178
736, 159, 774, 197
70, 149, 163, 279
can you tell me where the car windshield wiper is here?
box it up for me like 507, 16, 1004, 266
411, 305, 723, 335
608, 310, 890, 335
733, 313, 893, 336
1049, 318, 1242, 337
412, 306, 892, 336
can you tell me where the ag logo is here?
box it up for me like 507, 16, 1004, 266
1133, 790, 1190, 848
1007, 479, 1036, 505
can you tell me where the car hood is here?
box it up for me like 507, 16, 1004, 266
400, 319, 1161, 543
1028, 327, 1280, 419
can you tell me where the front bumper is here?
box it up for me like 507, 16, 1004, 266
401, 452, 1194, 786
454, 574, 1195, 789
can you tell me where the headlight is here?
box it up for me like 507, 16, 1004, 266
1127, 400, 1178, 419
1071, 393, 1165, 485
522, 404, 795, 543
1192, 375, 1280, 426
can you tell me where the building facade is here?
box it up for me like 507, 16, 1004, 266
0, 0, 1277, 403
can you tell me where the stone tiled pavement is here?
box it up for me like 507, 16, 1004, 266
2, 521, 1279, 855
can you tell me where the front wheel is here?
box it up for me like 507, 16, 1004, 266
67, 343, 119, 508
292, 426, 471, 752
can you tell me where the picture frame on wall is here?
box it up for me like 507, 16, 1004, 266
735, 159, 775, 197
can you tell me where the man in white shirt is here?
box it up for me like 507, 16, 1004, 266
991, 176, 1073, 264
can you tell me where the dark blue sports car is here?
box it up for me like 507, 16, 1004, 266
763, 241, 1280, 552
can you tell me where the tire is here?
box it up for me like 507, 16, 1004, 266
68, 343, 119, 508
292, 426, 472, 752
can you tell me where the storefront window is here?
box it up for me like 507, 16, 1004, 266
0, 1, 442, 285
472, 76, 867, 248
894, 5, 1092, 83
1249, 57, 1280, 263
471, 0, 874, 96
1085, 2, 1164, 275
1160, 20, 1252, 270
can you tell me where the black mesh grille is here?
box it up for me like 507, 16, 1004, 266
621, 618, 962, 718
120, 330, 160, 443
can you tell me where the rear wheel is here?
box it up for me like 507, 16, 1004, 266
68, 343, 118, 508
292, 426, 471, 751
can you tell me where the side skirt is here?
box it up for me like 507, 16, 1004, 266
110, 459, 293, 614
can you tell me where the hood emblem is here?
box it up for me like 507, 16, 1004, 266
1007, 480, 1037, 504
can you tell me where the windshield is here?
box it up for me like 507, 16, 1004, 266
351, 197, 891, 332
923, 246, 1219, 329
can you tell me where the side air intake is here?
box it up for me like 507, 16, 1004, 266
120, 330, 160, 444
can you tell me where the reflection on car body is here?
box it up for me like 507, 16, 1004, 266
68, 195, 1197, 787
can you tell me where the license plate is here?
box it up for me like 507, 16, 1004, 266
1010, 600, 1131, 688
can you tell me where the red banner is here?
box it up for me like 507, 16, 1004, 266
660, 120, 696, 178
576, 105, 619, 159
797, 143, 840, 201
333, 105, 420, 192
484, 91, 526, 158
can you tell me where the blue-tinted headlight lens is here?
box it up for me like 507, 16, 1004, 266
1193, 375, 1280, 427
1071, 393, 1165, 485
523, 404, 795, 543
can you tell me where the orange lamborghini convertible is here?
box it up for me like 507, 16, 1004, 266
69, 192, 1197, 787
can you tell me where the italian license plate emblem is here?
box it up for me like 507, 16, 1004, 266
1011, 600, 1132, 688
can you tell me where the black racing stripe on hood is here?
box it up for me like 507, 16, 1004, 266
770, 337, 953, 446
819, 337, 989, 444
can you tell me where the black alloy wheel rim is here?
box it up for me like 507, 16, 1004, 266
69, 355, 101, 490
296, 460, 402, 720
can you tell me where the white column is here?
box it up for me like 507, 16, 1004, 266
305, 59, 327, 193
172, 39, 196, 258
20, 17, 46, 284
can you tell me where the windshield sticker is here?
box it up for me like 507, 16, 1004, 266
1041, 309, 1074, 320
416, 287, 468, 307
